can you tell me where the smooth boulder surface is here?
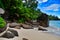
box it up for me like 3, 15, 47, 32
9, 23, 21, 29
2, 31, 15, 38
1, 28, 18, 38
38, 26, 47, 31
15, 26, 21, 29
38, 27, 47, 31
9, 23, 20, 28
8, 29, 19, 36
21, 24, 33, 29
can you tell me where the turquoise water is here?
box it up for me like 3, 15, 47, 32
49, 20, 60, 36
49, 20, 60, 28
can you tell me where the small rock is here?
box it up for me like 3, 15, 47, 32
2, 31, 15, 38
8, 29, 18, 36
23, 38, 28, 40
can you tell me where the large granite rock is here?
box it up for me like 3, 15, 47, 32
37, 14, 49, 27
21, 24, 33, 29
9, 23, 21, 29
1, 29, 18, 38
8, 29, 18, 36
9, 23, 20, 27
15, 26, 21, 29
2, 31, 15, 38
38, 26, 47, 31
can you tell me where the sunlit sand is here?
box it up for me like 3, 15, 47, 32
0, 28, 60, 40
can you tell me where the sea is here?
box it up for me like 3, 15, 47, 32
49, 20, 60, 36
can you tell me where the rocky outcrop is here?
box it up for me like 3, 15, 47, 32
37, 13, 49, 27
9, 22, 33, 29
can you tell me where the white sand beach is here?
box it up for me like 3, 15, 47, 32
0, 28, 60, 40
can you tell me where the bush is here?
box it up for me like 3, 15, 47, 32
0, 17, 6, 28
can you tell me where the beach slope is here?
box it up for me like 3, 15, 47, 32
0, 28, 60, 40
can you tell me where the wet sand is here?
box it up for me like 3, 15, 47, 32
0, 28, 60, 40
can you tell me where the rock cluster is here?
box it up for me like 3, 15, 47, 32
9, 22, 33, 29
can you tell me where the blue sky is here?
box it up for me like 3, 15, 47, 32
37, 0, 60, 18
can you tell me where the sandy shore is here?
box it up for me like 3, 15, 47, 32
0, 28, 60, 40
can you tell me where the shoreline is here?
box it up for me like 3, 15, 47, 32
19, 28, 60, 40
0, 27, 60, 40
47, 26, 60, 37
34, 27, 60, 37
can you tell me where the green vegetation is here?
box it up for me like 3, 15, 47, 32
0, 17, 6, 28
0, 0, 60, 24
48, 15, 60, 20
0, 0, 41, 23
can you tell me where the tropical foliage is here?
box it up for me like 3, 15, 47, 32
0, 0, 60, 23
0, 0, 41, 23
48, 15, 60, 20
0, 17, 6, 28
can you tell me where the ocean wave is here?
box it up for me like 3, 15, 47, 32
47, 26, 60, 36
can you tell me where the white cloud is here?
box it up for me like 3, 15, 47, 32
37, 0, 48, 3
43, 4, 60, 11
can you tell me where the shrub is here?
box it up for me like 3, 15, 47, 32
0, 17, 6, 28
